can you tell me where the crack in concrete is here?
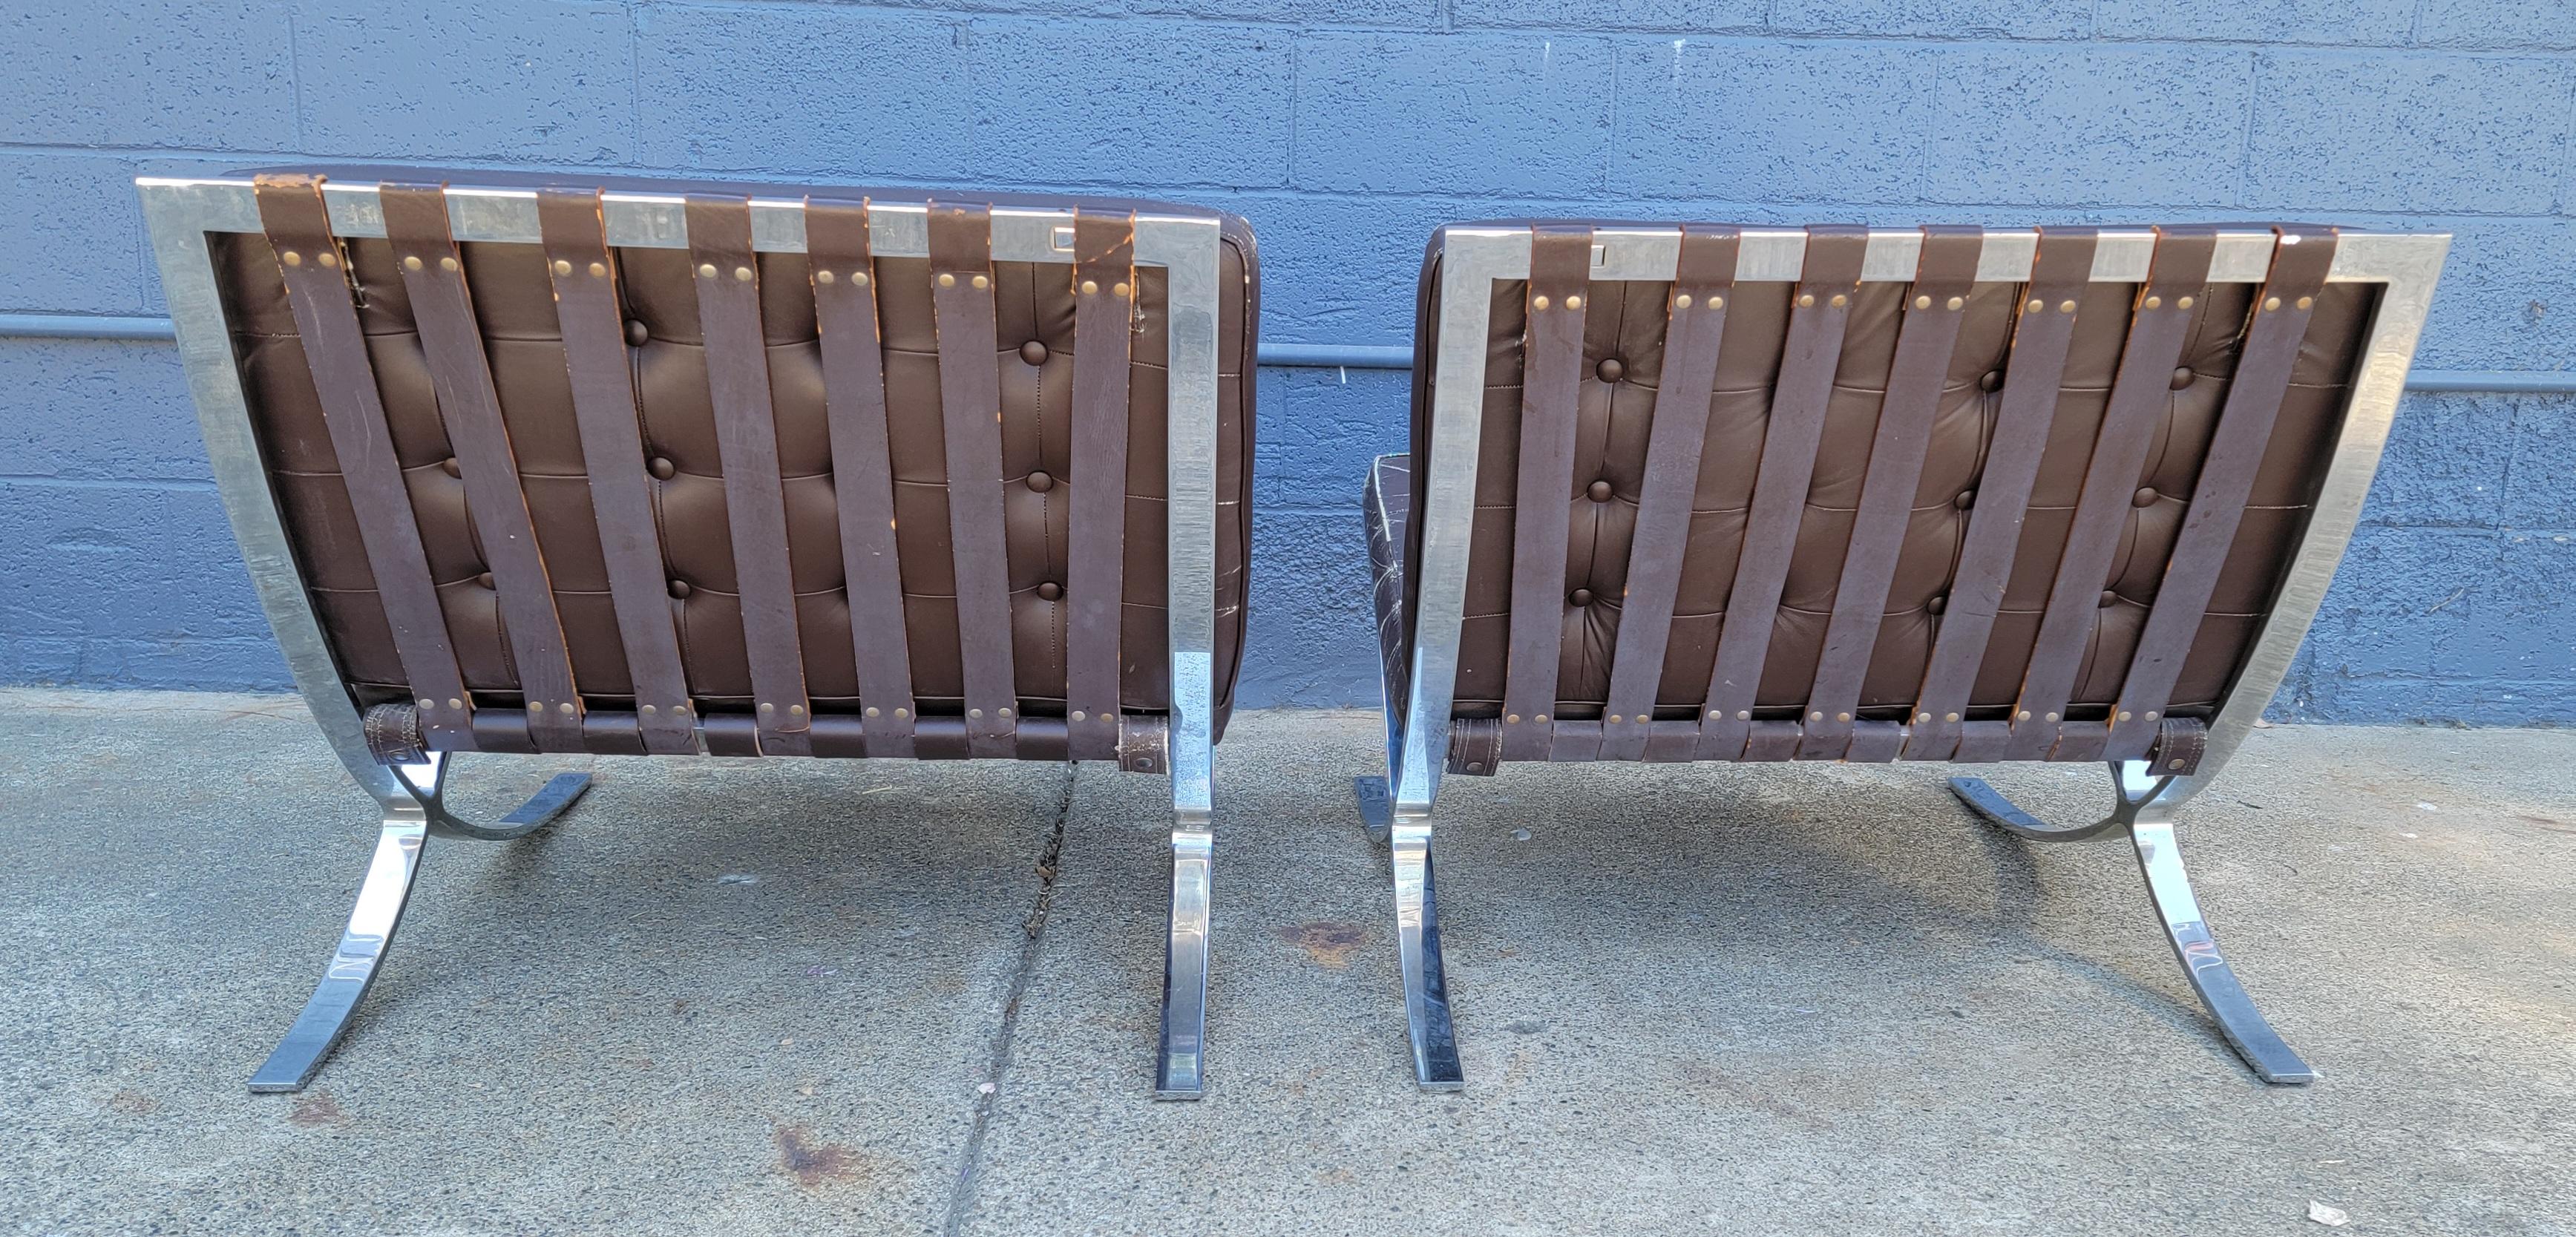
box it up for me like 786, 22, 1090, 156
940, 766, 1073, 1237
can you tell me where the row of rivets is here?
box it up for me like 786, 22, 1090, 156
1671, 293, 1725, 310
522, 700, 579, 716
813, 269, 873, 286
1077, 280, 1133, 297
862, 705, 914, 718
1910, 294, 1968, 311
637, 703, 692, 717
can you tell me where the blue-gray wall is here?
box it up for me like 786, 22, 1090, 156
3, 1, 2571, 722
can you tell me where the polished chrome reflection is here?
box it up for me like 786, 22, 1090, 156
1950, 761, 2314, 1086
1156, 824, 1214, 1098
1391, 818, 1464, 1092
246, 760, 589, 1093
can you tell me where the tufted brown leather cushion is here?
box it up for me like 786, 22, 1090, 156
1407, 223, 2373, 731
211, 172, 1253, 755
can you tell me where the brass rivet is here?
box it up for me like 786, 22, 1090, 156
1532, 295, 1550, 311
699, 263, 719, 279
2264, 295, 2281, 312
790, 704, 805, 716
1709, 295, 1724, 309
1918, 712, 1932, 724
2296, 295, 2313, 310
816, 269, 836, 284
2169, 758, 2186, 771
734, 266, 753, 282
1708, 710, 1721, 720
2016, 710, 2031, 721
1945, 712, 1960, 723
1112, 281, 1129, 297
440, 256, 459, 272
1797, 293, 1816, 308
560, 702, 575, 715
1915, 295, 1931, 309
1565, 294, 1583, 309
971, 274, 989, 289
968, 707, 983, 719
2143, 295, 2162, 309
1811, 711, 1824, 721
404, 255, 423, 272
758, 702, 774, 715
1837, 712, 1852, 722
553, 259, 573, 276
674, 703, 689, 715
1535, 713, 1550, 724
527, 702, 543, 714
1607, 715, 1622, 724
418, 698, 435, 710
1507, 712, 1521, 724
447, 698, 462, 710
2045, 712, 2059, 723
1081, 279, 1099, 295
894, 707, 909, 718
2118, 710, 2132, 721
641, 704, 658, 716
998, 706, 1013, 718
938, 273, 955, 288
1070, 709, 1087, 722
1737, 710, 1750, 721
1946, 295, 1963, 311
2177, 295, 2194, 309
1674, 293, 1692, 309
589, 261, 606, 278
2146, 711, 2159, 721
281, 250, 302, 266
2057, 298, 2075, 313
1829, 293, 1847, 308
865, 706, 881, 718
852, 272, 871, 286
318, 252, 339, 269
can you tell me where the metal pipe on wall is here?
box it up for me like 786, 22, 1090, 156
1, 312, 2569, 393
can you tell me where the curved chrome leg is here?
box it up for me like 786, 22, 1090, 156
1154, 823, 1213, 1100
1354, 775, 1393, 846
1392, 818, 1464, 1092
1949, 761, 2314, 1085
249, 758, 590, 1093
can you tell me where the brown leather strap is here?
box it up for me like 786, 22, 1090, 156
2105, 225, 2339, 759
378, 184, 586, 754
928, 202, 1019, 758
807, 197, 917, 758
686, 194, 811, 757
2005, 226, 2219, 760
1902, 228, 2100, 761
252, 175, 475, 750
1799, 226, 1983, 761
1600, 225, 1739, 761
1500, 225, 1594, 761
1066, 210, 1135, 762
1697, 225, 1869, 761
537, 188, 697, 755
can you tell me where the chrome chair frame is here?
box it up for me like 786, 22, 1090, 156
1359, 225, 2448, 1091
140, 176, 1226, 1097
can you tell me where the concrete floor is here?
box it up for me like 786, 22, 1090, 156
1, 690, 2570, 1236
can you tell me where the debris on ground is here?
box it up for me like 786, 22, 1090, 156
2309, 1201, 2350, 1227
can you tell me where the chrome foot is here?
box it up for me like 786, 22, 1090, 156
1354, 775, 1393, 846
249, 762, 590, 1093
1154, 824, 1213, 1099
1950, 764, 2314, 1086
1392, 819, 1464, 1092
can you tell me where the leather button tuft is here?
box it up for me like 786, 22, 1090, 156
476, 571, 494, 590
1026, 470, 1055, 493
1587, 479, 1614, 502
1596, 358, 1625, 384
625, 319, 650, 348
1979, 370, 2004, 393
1953, 490, 1975, 511
440, 456, 461, 479
1020, 340, 1049, 366
2133, 486, 2159, 508
649, 456, 677, 480
1036, 582, 1063, 602
1569, 588, 1595, 608
2170, 367, 2194, 390
668, 580, 692, 600
1926, 594, 1947, 615
2100, 589, 2120, 608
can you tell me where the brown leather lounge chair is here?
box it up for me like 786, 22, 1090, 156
139, 171, 1253, 1098
1356, 222, 2445, 1091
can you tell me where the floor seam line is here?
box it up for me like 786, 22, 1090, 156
940, 765, 1073, 1237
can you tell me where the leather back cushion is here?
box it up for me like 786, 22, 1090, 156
1410, 226, 2374, 722
211, 190, 1253, 738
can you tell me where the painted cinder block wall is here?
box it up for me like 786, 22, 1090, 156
3, 1, 2571, 721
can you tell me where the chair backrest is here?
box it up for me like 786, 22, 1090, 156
142, 170, 1252, 772
1389, 222, 2442, 784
